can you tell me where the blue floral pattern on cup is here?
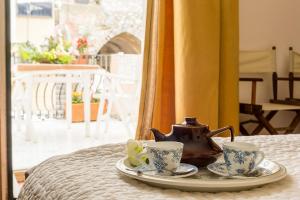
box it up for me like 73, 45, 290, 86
223, 144, 264, 176
148, 148, 183, 173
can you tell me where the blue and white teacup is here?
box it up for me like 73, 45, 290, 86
223, 142, 264, 176
144, 141, 183, 174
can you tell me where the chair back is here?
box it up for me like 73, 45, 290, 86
240, 47, 276, 73
289, 47, 300, 73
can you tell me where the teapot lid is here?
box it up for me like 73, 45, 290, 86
174, 117, 208, 128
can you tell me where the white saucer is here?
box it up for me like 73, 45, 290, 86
116, 157, 287, 192
131, 162, 198, 178
142, 163, 198, 178
207, 159, 281, 179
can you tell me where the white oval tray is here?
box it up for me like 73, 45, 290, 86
116, 158, 287, 192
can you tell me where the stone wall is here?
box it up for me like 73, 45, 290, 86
59, 0, 145, 54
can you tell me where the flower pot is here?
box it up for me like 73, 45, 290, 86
76, 55, 88, 64
71, 100, 108, 123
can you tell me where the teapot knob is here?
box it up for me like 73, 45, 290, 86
185, 117, 197, 126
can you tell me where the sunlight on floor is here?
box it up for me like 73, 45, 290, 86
12, 119, 136, 170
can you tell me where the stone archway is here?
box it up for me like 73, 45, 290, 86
98, 32, 141, 54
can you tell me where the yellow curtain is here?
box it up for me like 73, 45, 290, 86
152, 0, 175, 134
218, 0, 239, 134
136, 0, 239, 139
174, 0, 239, 134
135, 0, 175, 140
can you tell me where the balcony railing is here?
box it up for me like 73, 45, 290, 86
11, 54, 141, 141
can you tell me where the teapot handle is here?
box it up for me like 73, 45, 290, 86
206, 126, 234, 142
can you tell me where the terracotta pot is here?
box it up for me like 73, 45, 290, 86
76, 55, 88, 64
71, 100, 108, 123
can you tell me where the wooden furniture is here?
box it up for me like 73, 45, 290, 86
239, 47, 300, 135
0, 0, 9, 198
288, 47, 300, 97
271, 47, 300, 105
270, 72, 300, 105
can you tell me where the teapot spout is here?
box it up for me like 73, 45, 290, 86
150, 128, 166, 141
207, 126, 234, 142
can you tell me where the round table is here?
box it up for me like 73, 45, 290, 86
18, 134, 300, 200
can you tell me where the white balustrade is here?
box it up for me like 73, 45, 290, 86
12, 54, 141, 141
13, 65, 103, 141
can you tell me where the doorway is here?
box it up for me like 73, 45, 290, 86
7, 0, 147, 198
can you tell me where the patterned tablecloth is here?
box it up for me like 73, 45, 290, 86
18, 134, 300, 200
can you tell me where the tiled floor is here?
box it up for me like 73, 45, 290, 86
12, 118, 136, 170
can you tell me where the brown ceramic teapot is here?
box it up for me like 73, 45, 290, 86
150, 117, 234, 167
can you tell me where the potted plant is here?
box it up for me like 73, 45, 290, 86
71, 92, 108, 122
18, 36, 74, 64
76, 37, 88, 64
19, 42, 38, 63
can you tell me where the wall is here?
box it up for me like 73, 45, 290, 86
239, 0, 300, 132
14, 17, 55, 45
59, 0, 145, 54
10, 0, 55, 45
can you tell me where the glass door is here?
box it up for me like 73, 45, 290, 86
8, 0, 147, 198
